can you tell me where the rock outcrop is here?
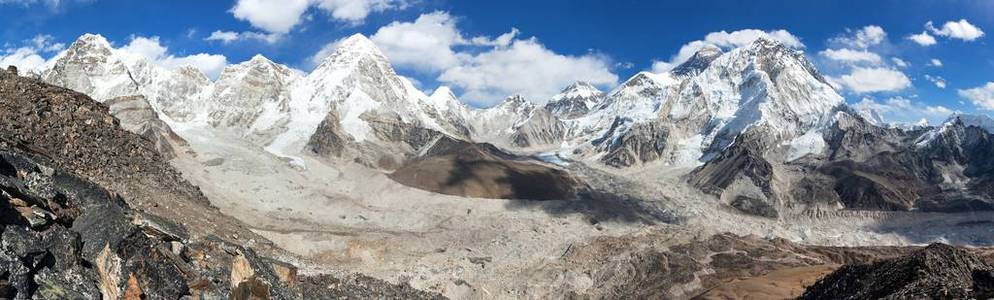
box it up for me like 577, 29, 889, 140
801, 243, 994, 299
105, 95, 190, 159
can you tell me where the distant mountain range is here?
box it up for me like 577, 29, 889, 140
35, 32, 994, 215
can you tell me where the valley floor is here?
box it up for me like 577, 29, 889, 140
170, 127, 994, 299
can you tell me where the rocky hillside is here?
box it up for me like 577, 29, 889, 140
0, 144, 441, 299
801, 243, 994, 299
534, 230, 920, 299
0, 65, 250, 242
0, 67, 444, 299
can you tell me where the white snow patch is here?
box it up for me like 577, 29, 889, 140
786, 130, 826, 161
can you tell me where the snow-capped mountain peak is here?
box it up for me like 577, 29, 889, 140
553, 81, 602, 101
671, 44, 723, 76
313, 34, 389, 70
72, 33, 115, 55
947, 114, 994, 133
426, 86, 461, 110
494, 94, 534, 113
43, 33, 139, 102
916, 114, 994, 147
546, 81, 605, 119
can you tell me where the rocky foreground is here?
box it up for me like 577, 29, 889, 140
802, 243, 994, 299
0, 67, 443, 298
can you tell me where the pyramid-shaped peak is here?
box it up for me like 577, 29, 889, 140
337, 33, 383, 55
75, 33, 112, 47
174, 64, 210, 81
312, 33, 391, 71
249, 54, 275, 64
563, 81, 598, 91
696, 44, 723, 55
672, 45, 724, 76
67, 33, 114, 55
431, 86, 457, 100
751, 36, 782, 47
555, 81, 603, 101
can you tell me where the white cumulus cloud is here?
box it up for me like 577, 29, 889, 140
831, 25, 887, 49
819, 48, 882, 64
891, 57, 909, 68
368, 11, 472, 72
959, 82, 994, 110
906, 31, 937, 46
319, 11, 618, 106
927, 19, 985, 41
205, 30, 281, 44
924, 74, 946, 89
928, 58, 943, 67
313, 0, 407, 24
118, 36, 229, 79
0, 34, 66, 73
855, 96, 955, 125
831, 67, 911, 93
438, 38, 618, 106
230, 0, 407, 34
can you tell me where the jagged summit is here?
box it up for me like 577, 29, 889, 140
915, 113, 994, 147
248, 53, 275, 64
430, 86, 457, 100
671, 44, 723, 76
73, 33, 114, 50
554, 81, 602, 100
546, 81, 604, 119
43, 33, 139, 102
947, 114, 994, 133
313, 33, 388, 69
493, 94, 534, 112
338, 33, 381, 53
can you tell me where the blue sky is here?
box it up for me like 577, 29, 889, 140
0, 0, 992, 123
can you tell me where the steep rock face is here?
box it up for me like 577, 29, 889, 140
105, 95, 189, 160
699, 112, 994, 216
208, 55, 298, 144
824, 110, 910, 162
467, 95, 537, 146
663, 38, 842, 159
423, 86, 473, 138
128, 61, 212, 123
545, 82, 604, 119
270, 34, 462, 167
42, 34, 139, 102
688, 134, 777, 216
598, 119, 670, 167
670, 44, 722, 77
801, 243, 994, 299
509, 107, 567, 148
567, 38, 843, 168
